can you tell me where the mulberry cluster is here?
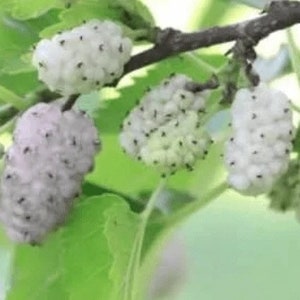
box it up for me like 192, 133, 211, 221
32, 20, 132, 95
224, 83, 294, 196
0, 102, 100, 244
119, 74, 211, 176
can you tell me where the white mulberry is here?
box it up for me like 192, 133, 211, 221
119, 74, 211, 176
0, 102, 100, 244
32, 20, 132, 95
224, 83, 294, 196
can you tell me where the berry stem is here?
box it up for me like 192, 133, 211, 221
124, 177, 168, 300
158, 181, 228, 228
130, 181, 228, 299
61, 94, 80, 111
126, 28, 156, 42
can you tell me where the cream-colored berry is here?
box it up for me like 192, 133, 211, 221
224, 83, 294, 196
0, 102, 100, 244
120, 74, 211, 175
32, 20, 132, 95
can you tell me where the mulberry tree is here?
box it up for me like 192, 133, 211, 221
0, 1, 300, 299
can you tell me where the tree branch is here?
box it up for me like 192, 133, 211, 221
124, 1, 300, 75
7, 1, 300, 119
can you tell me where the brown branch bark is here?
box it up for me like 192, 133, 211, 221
123, 1, 300, 75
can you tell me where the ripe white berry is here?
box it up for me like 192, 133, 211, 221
224, 83, 294, 196
119, 74, 211, 176
32, 20, 132, 95
0, 102, 100, 244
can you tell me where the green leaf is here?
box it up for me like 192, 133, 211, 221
0, 16, 36, 74
82, 181, 144, 213
61, 193, 142, 300
0, 0, 13, 11
231, 0, 265, 9
39, 0, 154, 38
40, 0, 120, 37
11, 0, 63, 20
138, 188, 195, 215
88, 133, 201, 197
104, 200, 140, 300
7, 233, 68, 300
0, 104, 18, 130
111, 0, 155, 29
87, 134, 158, 196
287, 29, 300, 87
5, 193, 142, 300
75, 92, 102, 119
61, 194, 117, 300
0, 0, 65, 20
192, 0, 233, 28
0, 72, 40, 95
292, 126, 300, 155
0, 85, 27, 110
0, 12, 59, 75
0, 229, 14, 300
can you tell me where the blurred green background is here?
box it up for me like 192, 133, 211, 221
174, 191, 300, 300
142, 1, 300, 299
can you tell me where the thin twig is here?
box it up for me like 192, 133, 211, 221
123, 1, 300, 76
185, 74, 220, 92
30, 2, 300, 99
154, 182, 228, 227
61, 94, 80, 112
